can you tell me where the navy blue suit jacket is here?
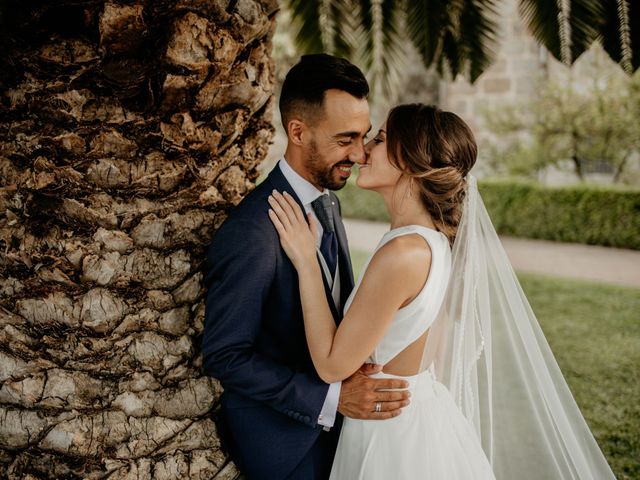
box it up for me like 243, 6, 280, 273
202, 163, 355, 479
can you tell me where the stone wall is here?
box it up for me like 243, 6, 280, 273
439, 0, 546, 148
439, 0, 636, 183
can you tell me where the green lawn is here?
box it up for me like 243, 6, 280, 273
351, 250, 640, 479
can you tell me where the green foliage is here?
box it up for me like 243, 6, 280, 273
336, 177, 640, 249
483, 68, 640, 183
335, 179, 390, 222
480, 178, 640, 249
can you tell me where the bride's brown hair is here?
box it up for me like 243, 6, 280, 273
386, 104, 477, 243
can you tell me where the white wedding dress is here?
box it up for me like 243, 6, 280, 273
330, 225, 496, 480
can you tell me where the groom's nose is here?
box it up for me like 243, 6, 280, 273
348, 140, 366, 164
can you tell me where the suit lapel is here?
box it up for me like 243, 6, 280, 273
265, 164, 304, 207
266, 163, 341, 321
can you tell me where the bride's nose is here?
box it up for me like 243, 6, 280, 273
364, 138, 374, 156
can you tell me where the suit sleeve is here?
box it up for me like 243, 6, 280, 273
201, 217, 330, 428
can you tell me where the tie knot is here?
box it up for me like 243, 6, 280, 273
311, 194, 335, 234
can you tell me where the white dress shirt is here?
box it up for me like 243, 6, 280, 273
278, 159, 341, 430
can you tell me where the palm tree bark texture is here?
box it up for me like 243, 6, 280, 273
0, 1, 277, 478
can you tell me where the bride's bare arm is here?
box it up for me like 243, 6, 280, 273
268, 191, 431, 384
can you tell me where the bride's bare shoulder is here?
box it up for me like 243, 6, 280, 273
366, 233, 432, 285
378, 233, 432, 261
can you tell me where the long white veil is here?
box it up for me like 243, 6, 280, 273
421, 175, 616, 479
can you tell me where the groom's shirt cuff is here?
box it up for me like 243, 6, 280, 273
318, 381, 341, 430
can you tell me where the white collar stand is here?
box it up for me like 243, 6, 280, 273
279, 158, 329, 207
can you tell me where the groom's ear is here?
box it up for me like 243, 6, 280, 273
287, 119, 307, 146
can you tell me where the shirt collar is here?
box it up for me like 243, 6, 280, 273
278, 158, 328, 206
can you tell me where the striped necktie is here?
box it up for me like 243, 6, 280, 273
311, 194, 338, 276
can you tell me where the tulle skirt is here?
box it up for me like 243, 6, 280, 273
329, 369, 496, 479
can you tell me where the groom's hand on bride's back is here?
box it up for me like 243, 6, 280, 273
338, 364, 411, 420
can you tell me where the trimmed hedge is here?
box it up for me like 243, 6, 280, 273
335, 180, 391, 222
335, 178, 640, 250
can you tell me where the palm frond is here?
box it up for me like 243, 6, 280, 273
377, 0, 410, 99
332, 0, 365, 59
440, 29, 462, 78
356, 0, 408, 99
518, 0, 601, 65
286, 0, 408, 99
599, 0, 639, 73
288, 0, 324, 54
557, 0, 572, 64
405, 0, 450, 68
458, 0, 500, 82
319, 0, 337, 54
405, 0, 498, 83
286, 0, 637, 89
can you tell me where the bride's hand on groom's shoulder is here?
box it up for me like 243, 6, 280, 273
268, 190, 318, 270
338, 364, 411, 420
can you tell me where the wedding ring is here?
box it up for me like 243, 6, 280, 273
374, 401, 382, 413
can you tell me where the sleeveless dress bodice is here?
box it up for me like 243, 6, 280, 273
342, 224, 452, 365
330, 224, 496, 480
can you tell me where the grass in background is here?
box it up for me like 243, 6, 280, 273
521, 273, 640, 480
351, 250, 640, 479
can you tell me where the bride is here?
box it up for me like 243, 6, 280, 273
267, 104, 616, 479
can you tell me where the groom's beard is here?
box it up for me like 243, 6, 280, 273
307, 139, 352, 191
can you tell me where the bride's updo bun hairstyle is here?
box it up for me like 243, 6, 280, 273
386, 104, 477, 243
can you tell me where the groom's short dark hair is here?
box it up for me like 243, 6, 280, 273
279, 54, 369, 128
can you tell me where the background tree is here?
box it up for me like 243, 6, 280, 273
482, 66, 640, 183
0, 1, 276, 478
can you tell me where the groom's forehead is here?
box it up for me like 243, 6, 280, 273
320, 90, 370, 131
333, 124, 373, 139
322, 89, 369, 114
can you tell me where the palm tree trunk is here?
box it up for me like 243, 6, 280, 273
0, 1, 276, 478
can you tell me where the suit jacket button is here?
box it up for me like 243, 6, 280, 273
303, 415, 311, 423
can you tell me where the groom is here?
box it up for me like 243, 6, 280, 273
202, 54, 410, 480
